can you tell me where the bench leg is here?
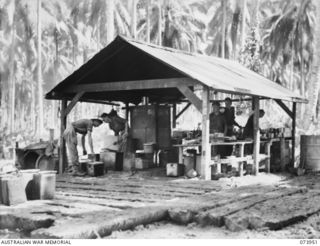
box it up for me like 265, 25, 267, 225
178, 147, 183, 164
264, 142, 271, 173
216, 162, 221, 174
238, 162, 244, 177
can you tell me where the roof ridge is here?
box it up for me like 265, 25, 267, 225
119, 35, 206, 58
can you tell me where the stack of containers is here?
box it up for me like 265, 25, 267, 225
134, 143, 155, 170
0, 169, 57, 206
80, 154, 105, 176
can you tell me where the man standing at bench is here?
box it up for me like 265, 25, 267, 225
210, 101, 227, 157
63, 118, 103, 176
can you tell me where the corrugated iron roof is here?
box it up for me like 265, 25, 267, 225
126, 38, 306, 103
46, 36, 307, 103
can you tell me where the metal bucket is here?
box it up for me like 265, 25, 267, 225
300, 135, 320, 172
143, 143, 154, 153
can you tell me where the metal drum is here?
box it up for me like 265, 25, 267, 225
300, 135, 320, 172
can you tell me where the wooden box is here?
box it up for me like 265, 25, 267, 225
166, 163, 185, 177
0, 176, 27, 206
100, 151, 124, 171
79, 159, 89, 173
87, 161, 105, 176
100, 151, 116, 170
135, 157, 153, 169
88, 153, 100, 162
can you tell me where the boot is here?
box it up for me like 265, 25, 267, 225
68, 165, 86, 176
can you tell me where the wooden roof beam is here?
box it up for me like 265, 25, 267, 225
64, 92, 85, 117
274, 99, 293, 119
177, 85, 202, 112
176, 103, 191, 120
64, 78, 197, 93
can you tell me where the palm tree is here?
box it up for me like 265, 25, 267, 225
106, 0, 115, 44
221, 0, 227, 58
260, 0, 314, 92
37, 0, 44, 138
8, 0, 16, 134
306, 0, 320, 125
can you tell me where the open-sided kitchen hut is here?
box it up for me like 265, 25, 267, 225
46, 36, 307, 180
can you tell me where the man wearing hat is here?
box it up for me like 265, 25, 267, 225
210, 101, 227, 157
100, 110, 128, 152
210, 101, 227, 135
63, 118, 103, 175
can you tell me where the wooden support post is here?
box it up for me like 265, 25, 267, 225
264, 141, 272, 173
253, 97, 260, 175
59, 99, 67, 174
172, 104, 177, 129
125, 102, 129, 121
155, 103, 159, 147
239, 143, 245, 177
280, 137, 286, 171
201, 86, 211, 180
292, 102, 297, 168
178, 147, 183, 164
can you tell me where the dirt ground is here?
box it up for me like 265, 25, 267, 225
1, 158, 320, 239
108, 216, 320, 239
105, 171, 320, 239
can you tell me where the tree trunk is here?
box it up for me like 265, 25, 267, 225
290, 44, 294, 91
9, 0, 16, 134
106, 0, 115, 45
221, 0, 226, 59
146, 0, 151, 43
231, 1, 241, 60
158, 2, 162, 46
250, 0, 260, 47
305, 0, 320, 126
131, 0, 137, 39
240, 0, 247, 50
31, 82, 36, 135
37, 0, 44, 139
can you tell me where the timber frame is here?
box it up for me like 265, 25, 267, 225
49, 36, 307, 178
57, 77, 299, 178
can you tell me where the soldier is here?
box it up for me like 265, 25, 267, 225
63, 118, 102, 175
210, 101, 227, 135
100, 110, 129, 152
223, 97, 241, 136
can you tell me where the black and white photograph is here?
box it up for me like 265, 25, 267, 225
0, 0, 320, 242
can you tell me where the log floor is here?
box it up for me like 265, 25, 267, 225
1, 168, 320, 238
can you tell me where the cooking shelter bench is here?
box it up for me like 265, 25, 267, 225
45, 35, 307, 180
174, 138, 292, 177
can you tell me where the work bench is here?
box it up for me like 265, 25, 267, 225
173, 137, 292, 177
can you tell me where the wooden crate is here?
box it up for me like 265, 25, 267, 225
166, 163, 185, 177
